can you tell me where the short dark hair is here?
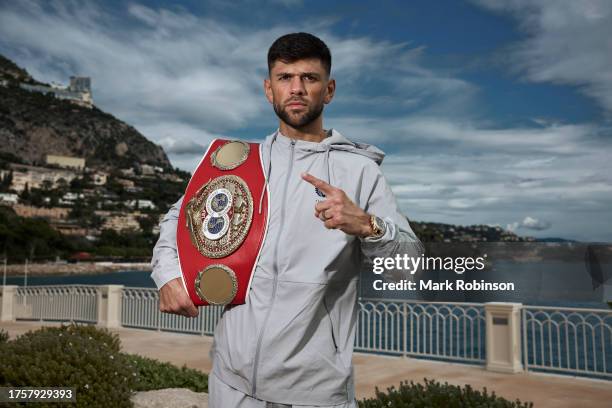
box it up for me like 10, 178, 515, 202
267, 32, 331, 76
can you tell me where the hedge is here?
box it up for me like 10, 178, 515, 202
358, 378, 533, 408
0, 324, 208, 407
0, 325, 133, 407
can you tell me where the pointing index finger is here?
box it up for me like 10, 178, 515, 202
301, 172, 335, 194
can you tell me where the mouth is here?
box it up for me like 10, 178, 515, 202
286, 100, 306, 108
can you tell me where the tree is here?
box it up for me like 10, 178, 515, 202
19, 183, 30, 201
56, 177, 68, 191
0, 170, 13, 192
41, 179, 53, 191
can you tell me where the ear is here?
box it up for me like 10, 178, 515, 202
324, 78, 335, 104
264, 78, 273, 104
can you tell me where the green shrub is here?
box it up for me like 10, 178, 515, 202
14, 324, 122, 352
126, 353, 208, 393
0, 324, 209, 406
358, 378, 533, 408
0, 324, 135, 407
0, 328, 8, 343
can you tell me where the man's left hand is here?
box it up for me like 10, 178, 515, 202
302, 172, 372, 237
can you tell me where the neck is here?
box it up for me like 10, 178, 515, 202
279, 116, 327, 142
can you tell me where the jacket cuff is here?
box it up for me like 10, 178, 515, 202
359, 217, 394, 245
150, 257, 182, 289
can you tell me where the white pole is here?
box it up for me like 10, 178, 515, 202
23, 258, 28, 307
2, 257, 6, 288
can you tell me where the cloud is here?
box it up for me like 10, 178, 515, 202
520, 216, 551, 230
507, 216, 551, 231
471, 0, 612, 115
0, 1, 473, 159
329, 115, 605, 155
341, 115, 612, 241
158, 137, 206, 155
1, 1, 611, 241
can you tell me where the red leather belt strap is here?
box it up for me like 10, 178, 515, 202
176, 139, 268, 306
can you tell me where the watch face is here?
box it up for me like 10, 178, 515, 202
374, 216, 386, 236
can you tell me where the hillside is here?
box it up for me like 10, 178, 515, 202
410, 220, 535, 242
0, 54, 171, 170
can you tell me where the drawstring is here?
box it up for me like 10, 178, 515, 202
258, 131, 277, 214
324, 145, 331, 185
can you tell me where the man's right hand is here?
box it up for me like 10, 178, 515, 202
159, 277, 199, 318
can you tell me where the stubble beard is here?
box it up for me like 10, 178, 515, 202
273, 100, 324, 129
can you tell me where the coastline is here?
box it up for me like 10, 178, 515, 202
2, 262, 152, 277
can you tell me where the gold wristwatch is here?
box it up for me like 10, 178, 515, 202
368, 215, 386, 239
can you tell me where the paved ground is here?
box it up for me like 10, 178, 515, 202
2, 321, 611, 407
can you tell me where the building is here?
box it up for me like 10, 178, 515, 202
50, 222, 89, 236
69, 76, 91, 92
140, 164, 155, 176
5, 163, 78, 192
92, 171, 108, 186
116, 178, 135, 188
125, 186, 143, 193
160, 173, 184, 183
0, 193, 18, 205
59, 192, 85, 206
19, 76, 93, 108
13, 204, 70, 221
126, 199, 156, 210
95, 210, 142, 233
46, 155, 85, 171
120, 168, 135, 177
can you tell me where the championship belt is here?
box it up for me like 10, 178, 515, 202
176, 139, 269, 306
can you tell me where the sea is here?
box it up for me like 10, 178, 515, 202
3, 245, 611, 379
3, 241, 612, 308
2, 270, 156, 288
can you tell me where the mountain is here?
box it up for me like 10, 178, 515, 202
535, 237, 578, 243
410, 220, 537, 242
0, 54, 171, 171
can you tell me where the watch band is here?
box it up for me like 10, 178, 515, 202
368, 215, 386, 239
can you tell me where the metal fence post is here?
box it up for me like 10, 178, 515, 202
521, 306, 529, 372
402, 301, 407, 358
157, 292, 161, 332
70, 287, 75, 324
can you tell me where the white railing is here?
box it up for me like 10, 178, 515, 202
6, 285, 612, 380
121, 287, 224, 335
14, 285, 98, 323
356, 298, 486, 363
522, 306, 612, 379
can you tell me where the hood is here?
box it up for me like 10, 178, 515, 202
257, 128, 385, 213
288, 128, 385, 165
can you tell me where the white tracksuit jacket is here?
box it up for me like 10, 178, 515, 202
151, 129, 424, 406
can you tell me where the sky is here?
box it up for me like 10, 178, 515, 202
0, 0, 611, 242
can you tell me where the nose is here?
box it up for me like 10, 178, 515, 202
290, 76, 306, 96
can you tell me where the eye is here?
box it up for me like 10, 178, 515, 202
278, 74, 290, 81
303, 74, 316, 81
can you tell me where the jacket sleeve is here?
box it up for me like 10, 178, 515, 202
358, 163, 425, 283
150, 195, 184, 289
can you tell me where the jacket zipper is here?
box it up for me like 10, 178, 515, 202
251, 138, 295, 397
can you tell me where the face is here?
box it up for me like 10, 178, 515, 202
264, 58, 335, 129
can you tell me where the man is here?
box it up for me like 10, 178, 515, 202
151, 32, 424, 407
